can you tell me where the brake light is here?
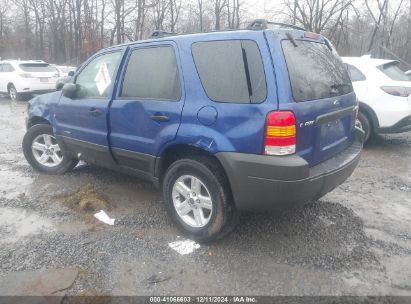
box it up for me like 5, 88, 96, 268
381, 86, 411, 97
19, 73, 34, 78
264, 111, 296, 156
304, 32, 320, 40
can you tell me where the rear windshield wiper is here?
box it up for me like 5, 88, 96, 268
286, 32, 298, 47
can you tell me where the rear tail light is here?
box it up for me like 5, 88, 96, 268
381, 86, 411, 97
19, 73, 34, 78
264, 111, 296, 156
304, 32, 320, 40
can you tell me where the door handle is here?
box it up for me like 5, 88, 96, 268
89, 107, 102, 117
150, 115, 170, 122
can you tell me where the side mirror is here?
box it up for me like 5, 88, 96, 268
56, 81, 64, 91
56, 79, 66, 91
68, 71, 75, 77
62, 83, 77, 98
55, 76, 72, 91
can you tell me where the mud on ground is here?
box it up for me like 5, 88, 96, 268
0, 98, 410, 296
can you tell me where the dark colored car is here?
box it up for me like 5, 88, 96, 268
23, 20, 364, 242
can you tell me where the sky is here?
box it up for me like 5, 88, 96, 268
245, 0, 285, 19
242, 0, 408, 21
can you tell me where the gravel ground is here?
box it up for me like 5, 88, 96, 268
0, 97, 410, 296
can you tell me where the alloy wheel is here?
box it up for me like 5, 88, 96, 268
31, 134, 63, 167
9, 87, 17, 101
172, 175, 213, 228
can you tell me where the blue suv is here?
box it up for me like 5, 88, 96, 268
23, 20, 364, 241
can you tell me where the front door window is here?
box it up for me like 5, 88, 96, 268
75, 52, 122, 99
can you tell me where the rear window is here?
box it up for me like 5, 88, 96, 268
19, 63, 56, 73
282, 40, 353, 102
377, 61, 409, 81
192, 40, 267, 103
0, 63, 14, 72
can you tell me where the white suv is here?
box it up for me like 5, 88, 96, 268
343, 56, 411, 142
0, 60, 58, 101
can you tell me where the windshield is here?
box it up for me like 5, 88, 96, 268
282, 40, 353, 102
19, 63, 56, 73
377, 61, 410, 81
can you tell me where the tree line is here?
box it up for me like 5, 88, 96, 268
0, 0, 410, 69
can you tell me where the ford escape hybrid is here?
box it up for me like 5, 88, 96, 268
23, 20, 364, 242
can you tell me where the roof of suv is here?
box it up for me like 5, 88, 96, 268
106, 29, 266, 50
105, 26, 318, 51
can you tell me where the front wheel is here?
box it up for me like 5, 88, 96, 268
162, 157, 238, 242
8, 84, 20, 101
22, 124, 78, 174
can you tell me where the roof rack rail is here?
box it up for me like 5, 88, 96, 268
247, 19, 306, 31
150, 31, 178, 39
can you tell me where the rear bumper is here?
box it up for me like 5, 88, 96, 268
378, 115, 411, 134
216, 127, 364, 211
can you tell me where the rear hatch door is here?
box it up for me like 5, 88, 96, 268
18, 63, 58, 83
271, 32, 356, 166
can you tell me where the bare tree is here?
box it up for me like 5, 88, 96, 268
365, 0, 388, 51
169, 0, 181, 32
0, 0, 9, 57
212, 0, 227, 30
152, 0, 168, 30
227, 0, 240, 29
1, 0, 409, 67
197, 0, 204, 31
283, 0, 355, 33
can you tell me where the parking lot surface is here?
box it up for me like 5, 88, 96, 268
0, 97, 410, 296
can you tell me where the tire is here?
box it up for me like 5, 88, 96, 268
8, 84, 22, 101
22, 124, 78, 174
358, 111, 372, 143
162, 156, 238, 242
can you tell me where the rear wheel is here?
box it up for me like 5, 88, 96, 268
162, 157, 238, 242
8, 84, 22, 101
358, 111, 372, 143
23, 124, 78, 174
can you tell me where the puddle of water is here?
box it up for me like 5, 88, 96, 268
0, 207, 54, 243
0, 170, 34, 200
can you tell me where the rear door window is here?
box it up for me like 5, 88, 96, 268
192, 40, 267, 103
282, 40, 353, 102
120, 46, 181, 101
346, 64, 366, 81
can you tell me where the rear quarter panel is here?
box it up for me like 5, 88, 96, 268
169, 31, 279, 155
